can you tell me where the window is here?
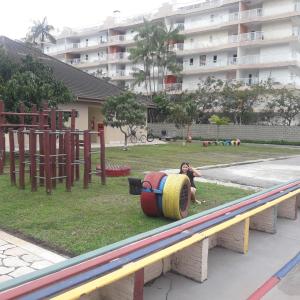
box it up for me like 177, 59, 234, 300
189, 58, 194, 65
200, 55, 206, 66
209, 35, 213, 43
232, 54, 237, 64
85, 39, 89, 47
85, 54, 89, 61
213, 55, 218, 63
210, 14, 214, 22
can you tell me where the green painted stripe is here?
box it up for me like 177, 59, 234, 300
0, 178, 299, 292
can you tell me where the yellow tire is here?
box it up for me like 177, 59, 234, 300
162, 174, 191, 220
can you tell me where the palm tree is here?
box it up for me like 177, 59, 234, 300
129, 19, 184, 98
26, 17, 56, 51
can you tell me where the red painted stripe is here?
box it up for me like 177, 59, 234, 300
247, 276, 280, 300
1, 181, 299, 300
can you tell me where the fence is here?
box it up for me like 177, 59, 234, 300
148, 123, 300, 142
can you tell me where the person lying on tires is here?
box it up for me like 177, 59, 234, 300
179, 162, 202, 204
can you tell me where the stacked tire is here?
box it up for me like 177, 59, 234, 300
140, 172, 191, 220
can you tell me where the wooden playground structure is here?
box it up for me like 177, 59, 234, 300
0, 100, 106, 194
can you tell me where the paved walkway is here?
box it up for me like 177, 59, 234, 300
0, 231, 66, 283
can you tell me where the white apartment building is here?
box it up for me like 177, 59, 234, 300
46, 0, 300, 93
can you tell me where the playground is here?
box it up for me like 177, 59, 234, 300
0, 141, 299, 255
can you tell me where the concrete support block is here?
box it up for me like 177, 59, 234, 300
297, 194, 300, 208
97, 270, 144, 300
278, 196, 298, 220
250, 207, 277, 234
208, 234, 218, 249
144, 257, 171, 284
217, 218, 249, 254
171, 238, 209, 282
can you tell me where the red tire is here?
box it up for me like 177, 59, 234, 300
140, 172, 166, 217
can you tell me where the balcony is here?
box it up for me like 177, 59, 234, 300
239, 8, 263, 21
176, 0, 223, 12
108, 35, 135, 44
239, 31, 264, 42
107, 52, 130, 62
109, 70, 133, 80
158, 83, 182, 92
169, 43, 184, 52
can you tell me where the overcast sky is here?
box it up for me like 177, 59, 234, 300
1, 0, 195, 40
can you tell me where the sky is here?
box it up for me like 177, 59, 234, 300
0, 0, 195, 40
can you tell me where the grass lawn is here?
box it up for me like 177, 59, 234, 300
0, 142, 298, 256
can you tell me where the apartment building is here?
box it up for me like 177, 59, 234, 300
46, 0, 300, 93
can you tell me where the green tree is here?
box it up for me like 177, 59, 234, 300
193, 77, 223, 123
266, 87, 300, 126
129, 19, 183, 97
102, 92, 146, 149
26, 17, 56, 51
209, 114, 230, 140
221, 80, 271, 124
169, 94, 198, 143
0, 51, 74, 121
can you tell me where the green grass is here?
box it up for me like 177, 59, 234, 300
0, 142, 298, 256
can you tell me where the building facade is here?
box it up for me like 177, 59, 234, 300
46, 0, 300, 93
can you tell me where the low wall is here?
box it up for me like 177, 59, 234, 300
149, 123, 300, 142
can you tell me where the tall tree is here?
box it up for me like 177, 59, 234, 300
221, 80, 271, 124
102, 92, 146, 149
265, 87, 300, 126
129, 19, 183, 98
26, 17, 56, 51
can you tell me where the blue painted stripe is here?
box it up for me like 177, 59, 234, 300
157, 176, 167, 214
20, 185, 299, 300
275, 251, 300, 279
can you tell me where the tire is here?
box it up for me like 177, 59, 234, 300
162, 174, 191, 220
130, 135, 138, 144
140, 172, 166, 217
140, 135, 147, 143
147, 133, 154, 142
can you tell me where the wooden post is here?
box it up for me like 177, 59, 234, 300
88, 132, 92, 183
8, 129, 16, 185
58, 111, 64, 183
0, 100, 5, 174
44, 130, 52, 194
65, 130, 72, 192
39, 111, 45, 186
99, 128, 106, 185
50, 108, 57, 188
83, 130, 89, 189
17, 129, 25, 189
70, 109, 76, 185
75, 133, 80, 181
29, 129, 37, 192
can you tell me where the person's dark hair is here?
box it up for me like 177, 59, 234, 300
179, 162, 189, 174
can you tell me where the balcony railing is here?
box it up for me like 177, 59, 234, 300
108, 35, 134, 43
239, 31, 264, 42
176, 0, 223, 12
108, 52, 130, 61
239, 8, 263, 20
159, 83, 182, 92
169, 43, 184, 51
110, 70, 131, 77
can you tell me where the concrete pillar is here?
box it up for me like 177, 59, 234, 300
144, 257, 171, 284
250, 207, 277, 234
95, 270, 144, 300
217, 218, 249, 254
297, 194, 300, 208
277, 196, 298, 220
171, 238, 209, 283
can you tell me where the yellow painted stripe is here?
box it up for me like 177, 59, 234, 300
51, 191, 299, 300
